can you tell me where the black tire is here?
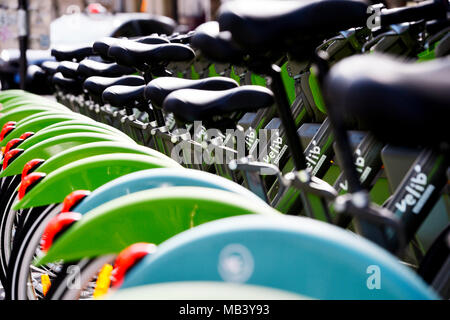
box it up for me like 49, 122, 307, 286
0, 175, 22, 286
44, 256, 116, 300
5, 203, 61, 300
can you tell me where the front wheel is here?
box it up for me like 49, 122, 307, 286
5, 203, 61, 300
44, 256, 116, 300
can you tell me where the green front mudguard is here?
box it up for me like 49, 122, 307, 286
0, 90, 35, 104
38, 120, 131, 141
14, 153, 181, 210
1, 100, 64, 113
15, 123, 133, 150
0, 96, 66, 112
0, 94, 63, 109
36, 141, 178, 175
117, 215, 437, 300
37, 186, 278, 265
0, 132, 131, 177
0, 106, 68, 129
0, 112, 93, 148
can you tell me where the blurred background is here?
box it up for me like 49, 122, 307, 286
0, 0, 410, 92
0, 0, 222, 91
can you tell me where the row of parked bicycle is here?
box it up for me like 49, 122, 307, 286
0, 0, 449, 300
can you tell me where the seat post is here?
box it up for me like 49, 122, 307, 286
311, 54, 364, 194
267, 64, 307, 171
143, 70, 166, 127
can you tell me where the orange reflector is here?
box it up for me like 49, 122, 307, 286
93, 264, 113, 299
3, 138, 24, 155
19, 131, 34, 140
18, 172, 46, 200
112, 242, 157, 288
41, 274, 51, 296
21, 159, 45, 182
2, 121, 16, 130
40, 211, 82, 253
2, 148, 23, 170
61, 190, 91, 213
0, 125, 15, 141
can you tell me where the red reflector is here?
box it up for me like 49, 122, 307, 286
0, 125, 15, 141
2, 148, 23, 170
61, 190, 91, 213
21, 159, 45, 182
18, 172, 46, 200
3, 138, 23, 155
40, 211, 82, 253
2, 121, 16, 130
112, 243, 157, 288
19, 132, 35, 140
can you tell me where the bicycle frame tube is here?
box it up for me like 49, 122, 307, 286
383, 149, 449, 252
334, 134, 386, 227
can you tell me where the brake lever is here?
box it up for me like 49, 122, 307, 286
284, 170, 338, 201
229, 157, 281, 202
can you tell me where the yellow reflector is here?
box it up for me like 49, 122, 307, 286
93, 264, 113, 299
41, 274, 51, 296
1, 146, 5, 154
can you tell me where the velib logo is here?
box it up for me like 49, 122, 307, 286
262, 132, 286, 165
218, 244, 254, 283
339, 149, 372, 191
394, 165, 435, 214
305, 140, 327, 176
245, 129, 258, 155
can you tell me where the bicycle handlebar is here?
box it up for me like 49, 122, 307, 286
380, 0, 449, 27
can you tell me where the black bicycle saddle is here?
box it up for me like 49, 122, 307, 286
93, 36, 169, 60
324, 54, 450, 147
51, 45, 94, 62
57, 61, 80, 79
52, 72, 83, 95
163, 86, 274, 123
77, 59, 136, 78
84, 75, 145, 100
191, 21, 244, 64
168, 31, 196, 44
40, 61, 60, 75
145, 76, 239, 108
108, 42, 195, 70
102, 85, 146, 107
218, 0, 368, 57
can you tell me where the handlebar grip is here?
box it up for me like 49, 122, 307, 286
380, 0, 449, 27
